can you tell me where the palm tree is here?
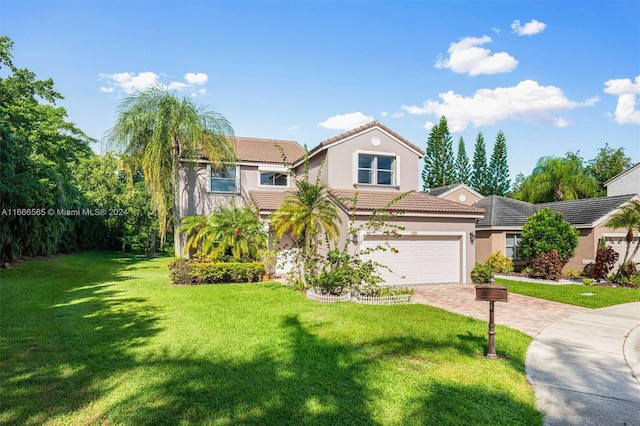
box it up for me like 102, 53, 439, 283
512, 155, 599, 203
270, 169, 341, 287
107, 86, 235, 255
179, 202, 267, 261
607, 200, 640, 266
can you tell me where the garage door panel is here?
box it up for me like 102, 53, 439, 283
361, 235, 461, 285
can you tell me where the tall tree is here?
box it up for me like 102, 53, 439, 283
0, 36, 94, 262
511, 154, 599, 203
487, 130, 510, 196
107, 86, 236, 255
455, 136, 471, 185
421, 116, 456, 189
270, 164, 341, 288
471, 132, 489, 195
586, 143, 633, 195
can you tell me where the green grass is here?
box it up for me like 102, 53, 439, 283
496, 278, 640, 308
1, 252, 541, 425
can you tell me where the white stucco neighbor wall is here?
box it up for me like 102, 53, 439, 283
606, 163, 640, 196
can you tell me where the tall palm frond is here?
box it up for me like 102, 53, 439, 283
106, 85, 235, 255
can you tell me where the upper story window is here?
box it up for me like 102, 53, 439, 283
358, 153, 396, 186
505, 233, 521, 259
210, 165, 239, 193
260, 171, 288, 187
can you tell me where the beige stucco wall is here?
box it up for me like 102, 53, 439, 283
439, 188, 483, 206
319, 127, 421, 192
475, 230, 507, 264
179, 162, 292, 217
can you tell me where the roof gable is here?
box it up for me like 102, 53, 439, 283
426, 183, 483, 199
304, 121, 424, 163
603, 162, 640, 187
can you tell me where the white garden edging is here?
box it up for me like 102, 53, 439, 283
306, 288, 351, 303
353, 293, 413, 305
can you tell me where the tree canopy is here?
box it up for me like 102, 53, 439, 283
107, 86, 236, 255
0, 36, 96, 261
511, 154, 599, 203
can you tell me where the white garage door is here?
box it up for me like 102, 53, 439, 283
360, 234, 461, 285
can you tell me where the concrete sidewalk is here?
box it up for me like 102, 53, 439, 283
526, 302, 640, 426
410, 285, 640, 425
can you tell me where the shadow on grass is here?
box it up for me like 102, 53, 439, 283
1, 252, 540, 425
0, 252, 163, 425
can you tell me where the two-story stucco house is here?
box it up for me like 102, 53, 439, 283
179, 121, 485, 285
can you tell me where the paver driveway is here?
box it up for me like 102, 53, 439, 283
409, 283, 588, 337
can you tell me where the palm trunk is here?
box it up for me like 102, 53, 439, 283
172, 144, 182, 257
628, 235, 640, 263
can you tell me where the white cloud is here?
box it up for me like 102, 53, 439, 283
98, 71, 160, 94
423, 120, 435, 131
185, 72, 208, 85
99, 71, 209, 96
511, 19, 546, 36
604, 75, 640, 124
391, 112, 404, 118
435, 36, 518, 76
402, 80, 593, 132
381, 111, 388, 117
317, 112, 374, 130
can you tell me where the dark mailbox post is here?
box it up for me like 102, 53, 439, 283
475, 279, 508, 359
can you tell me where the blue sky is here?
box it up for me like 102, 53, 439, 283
3, 0, 639, 182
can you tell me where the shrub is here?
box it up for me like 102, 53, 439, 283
471, 263, 492, 284
531, 250, 563, 281
589, 246, 619, 280
486, 251, 514, 273
168, 258, 265, 285
520, 208, 579, 264
192, 262, 265, 284
615, 261, 638, 284
168, 258, 194, 285
563, 268, 582, 278
582, 278, 594, 285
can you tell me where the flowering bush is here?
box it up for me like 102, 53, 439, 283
531, 250, 563, 281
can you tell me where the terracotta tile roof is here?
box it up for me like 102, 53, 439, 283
249, 188, 485, 216
234, 137, 306, 164
248, 190, 289, 211
329, 189, 485, 215
308, 121, 425, 157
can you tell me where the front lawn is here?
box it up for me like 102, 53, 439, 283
496, 278, 640, 308
1, 252, 541, 425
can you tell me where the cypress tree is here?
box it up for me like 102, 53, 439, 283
471, 132, 488, 195
422, 116, 456, 190
488, 130, 510, 196
455, 136, 471, 185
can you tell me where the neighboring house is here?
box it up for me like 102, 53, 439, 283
604, 162, 640, 196
425, 183, 483, 206
179, 121, 485, 285
474, 194, 640, 272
